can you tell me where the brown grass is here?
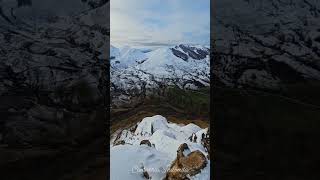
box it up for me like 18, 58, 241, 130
110, 110, 156, 134
110, 104, 209, 135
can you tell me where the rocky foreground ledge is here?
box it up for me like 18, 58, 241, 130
110, 115, 210, 180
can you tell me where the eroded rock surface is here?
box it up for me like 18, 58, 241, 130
165, 143, 207, 180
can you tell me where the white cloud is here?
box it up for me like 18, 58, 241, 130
110, 0, 210, 47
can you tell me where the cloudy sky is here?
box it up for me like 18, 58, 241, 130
110, 0, 210, 48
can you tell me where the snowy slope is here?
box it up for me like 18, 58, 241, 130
138, 46, 209, 79
110, 45, 148, 68
111, 115, 210, 180
110, 44, 210, 106
110, 45, 120, 59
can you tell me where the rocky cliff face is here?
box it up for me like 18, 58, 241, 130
171, 44, 209, 61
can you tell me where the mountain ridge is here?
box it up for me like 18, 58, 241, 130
110, 44, 210, 107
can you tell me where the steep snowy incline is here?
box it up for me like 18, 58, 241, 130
111, 115, 210, 180
110, 45, 148, 69
137, 45, 210, 79
110, 45, 120, 59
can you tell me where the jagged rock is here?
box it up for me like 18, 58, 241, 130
171, 48, 188, 61
113, 140, 125, 146
177, 143, 190, 158
129, 124, 138, 133
143, 169, 150, 179
180, 151, 207, 176
178, 44, 208, 60
165, 143, 207, 180
140, 140, 151, 147
201, 129, 210, 159
188, 133, 197, 143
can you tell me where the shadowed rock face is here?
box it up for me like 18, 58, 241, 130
188, 133, 197, 143
179, 44, 206, 60
201, 128, 210, 159
171, 48, 189, 61
165, 143, 207, 180
170, 44, 209, 61
140, 139, 151, 147
114, 140, 125, 146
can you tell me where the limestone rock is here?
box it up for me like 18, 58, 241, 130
165, 143, 207, 180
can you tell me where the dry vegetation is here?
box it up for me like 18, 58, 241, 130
111, 87, 210, 136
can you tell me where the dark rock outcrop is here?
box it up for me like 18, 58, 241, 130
170, 44, 209, 61
201, 129, 210, 159
140, 139, 151, 147
113, 140, 125, 146
171, 48, 188, 61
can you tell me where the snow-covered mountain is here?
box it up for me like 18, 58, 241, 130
111, 46, 148, 68
111, 115, 210, 180
0, 1, 109, 148
110, 44, 210, 106
214, 0, 320, 89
